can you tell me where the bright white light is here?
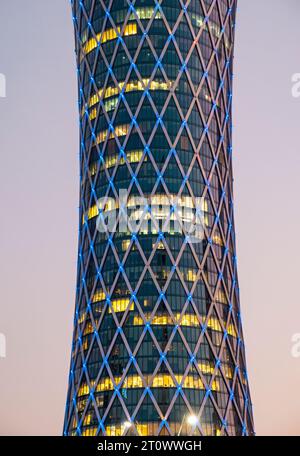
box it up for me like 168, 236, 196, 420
123, 421, 132, 429
187, 414, 198, 426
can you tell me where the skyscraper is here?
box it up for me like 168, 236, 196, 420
64, 0, 254, 436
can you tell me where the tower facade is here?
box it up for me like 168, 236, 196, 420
64, 0, 254, 436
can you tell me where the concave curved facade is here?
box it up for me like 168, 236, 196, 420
64, 0, 254, 437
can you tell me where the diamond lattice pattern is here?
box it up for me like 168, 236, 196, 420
64, 0, 255, 437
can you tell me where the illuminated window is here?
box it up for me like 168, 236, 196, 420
71, 416, 77, 429
133, 313, 200, 328
82, 338, 88, 351
198, 362, 215, 375
227, 323, 237, 338
179, 314, 199, 327
207, 316, 222, 332
78, 312, 86, 324
83, 414, 92, 426
78, 383, 90, 397
85, 204, 99, 221
106, 425, 123, 437
105, 422, 184, 437
109, 299, 134, 314
81, 23, 137, 58
77, 399, 87, 412
156, 241, 165, 250
212, 234, 224, 246
96, 124, 129, 145
82, 427, 97, 436
136, 424, 148, 436
122, 239, 130, 251
132, 312, 236, 341
92, 290, 106, 303
90, 162, 97, 176
190, 13, 230, 49
82, 79, 173, 118
78, 374, 219, 398
94, 149, 144, 171
211, 379, 220, 391
87, 148, 145, 190
216, 289, 227, 304
130, 7, 162, 20
88, 107, 97, 120
186, 269, 197, 282
224, 365, 233, 380
83, 322, 94, 336
81, 29, 88, 45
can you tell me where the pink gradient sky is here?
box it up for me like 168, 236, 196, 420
0, 0, 300, 436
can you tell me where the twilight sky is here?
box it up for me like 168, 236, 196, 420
0, 0, 299, 436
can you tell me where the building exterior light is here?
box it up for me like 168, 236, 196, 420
187, 415, 199, 427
